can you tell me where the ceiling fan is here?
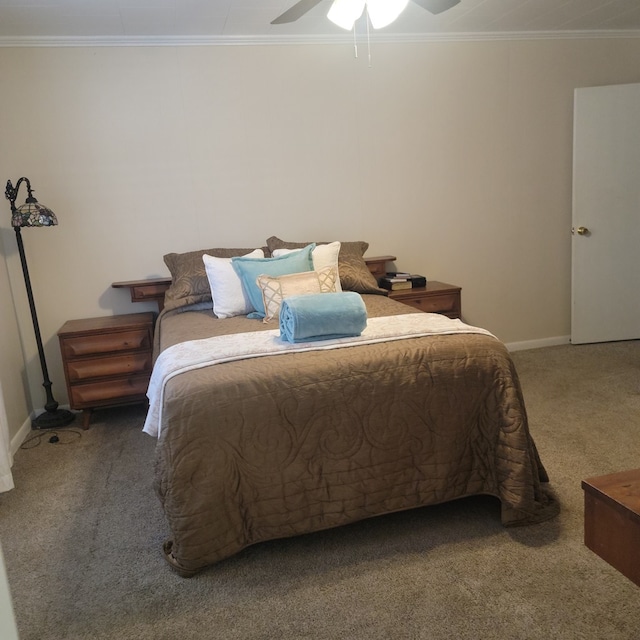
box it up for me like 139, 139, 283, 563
271, 0, 461, 27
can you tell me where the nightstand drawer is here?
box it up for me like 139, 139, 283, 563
401, 292, 458, 314
61, 328, 151, 359
388, 282, 461, 318
66, 353, 152, 383
69, 375, 150, 407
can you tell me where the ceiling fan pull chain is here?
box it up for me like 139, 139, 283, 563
366, 8, 372, 67
353, 22, 358, 58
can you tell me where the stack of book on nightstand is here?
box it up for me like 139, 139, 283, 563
378, 272, 427, 291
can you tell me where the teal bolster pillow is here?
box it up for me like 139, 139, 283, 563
232, 243, 315, 318
279, 291, 367, 343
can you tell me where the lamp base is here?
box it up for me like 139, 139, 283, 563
32, 408, 75, 429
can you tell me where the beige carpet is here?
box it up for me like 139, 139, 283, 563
0, 340, 639, 639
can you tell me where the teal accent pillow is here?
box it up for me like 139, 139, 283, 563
232, 243, 315, 318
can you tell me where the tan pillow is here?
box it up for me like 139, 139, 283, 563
266, 236, 384, 295
257, 266, 338, 323
163, 246, 268, 310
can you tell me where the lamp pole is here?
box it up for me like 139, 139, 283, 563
5, 178, 74, 429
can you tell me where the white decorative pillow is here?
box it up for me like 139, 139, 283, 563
203, 249, 264, 318
272, 241, 342, 292
257, 266, 338, 323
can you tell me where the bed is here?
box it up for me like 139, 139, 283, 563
142, 237, 559, 576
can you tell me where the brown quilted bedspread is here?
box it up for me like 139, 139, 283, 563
151, 295, 558, 575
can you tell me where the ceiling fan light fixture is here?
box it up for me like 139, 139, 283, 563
272, 0, 460, 28
327, 0, 366, 30
366, 0, 409, 29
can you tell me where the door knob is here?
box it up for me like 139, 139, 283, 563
573, 226, 590, 235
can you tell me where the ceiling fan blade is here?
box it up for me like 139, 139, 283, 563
411, 0, 460, 15
271, 0, 326, 24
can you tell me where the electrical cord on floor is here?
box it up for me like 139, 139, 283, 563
20, 427, 83, 449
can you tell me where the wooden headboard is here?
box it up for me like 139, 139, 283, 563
112, 255, 395, 312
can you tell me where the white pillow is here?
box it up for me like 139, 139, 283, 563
272, 241, 342, 292
202, 249, 264, 318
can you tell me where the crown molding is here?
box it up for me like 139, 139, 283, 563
1, 30, 639, 48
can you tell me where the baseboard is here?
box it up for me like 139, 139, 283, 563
9, 404, 77, 455
10, 417, 32, 456
505, 335, 571, 352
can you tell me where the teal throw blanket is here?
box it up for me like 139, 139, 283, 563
279, 292, 367, 343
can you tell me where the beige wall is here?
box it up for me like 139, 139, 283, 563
1, 37, 639, 440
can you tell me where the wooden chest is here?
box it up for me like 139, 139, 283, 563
582, 468, 640, 587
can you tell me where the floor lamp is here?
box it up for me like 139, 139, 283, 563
5, 177, 74, 429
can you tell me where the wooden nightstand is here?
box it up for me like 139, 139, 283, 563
58, 312, 154, 428
388, 281, 461, 318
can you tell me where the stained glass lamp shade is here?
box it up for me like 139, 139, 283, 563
11, 198, 58, 228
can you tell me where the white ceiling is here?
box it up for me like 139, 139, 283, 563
1, 0, 640, 44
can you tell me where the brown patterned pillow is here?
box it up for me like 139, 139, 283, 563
266, 236, 384, 295
163, 247, 268, 310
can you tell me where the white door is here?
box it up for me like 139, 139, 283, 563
571, 83, 640, 345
